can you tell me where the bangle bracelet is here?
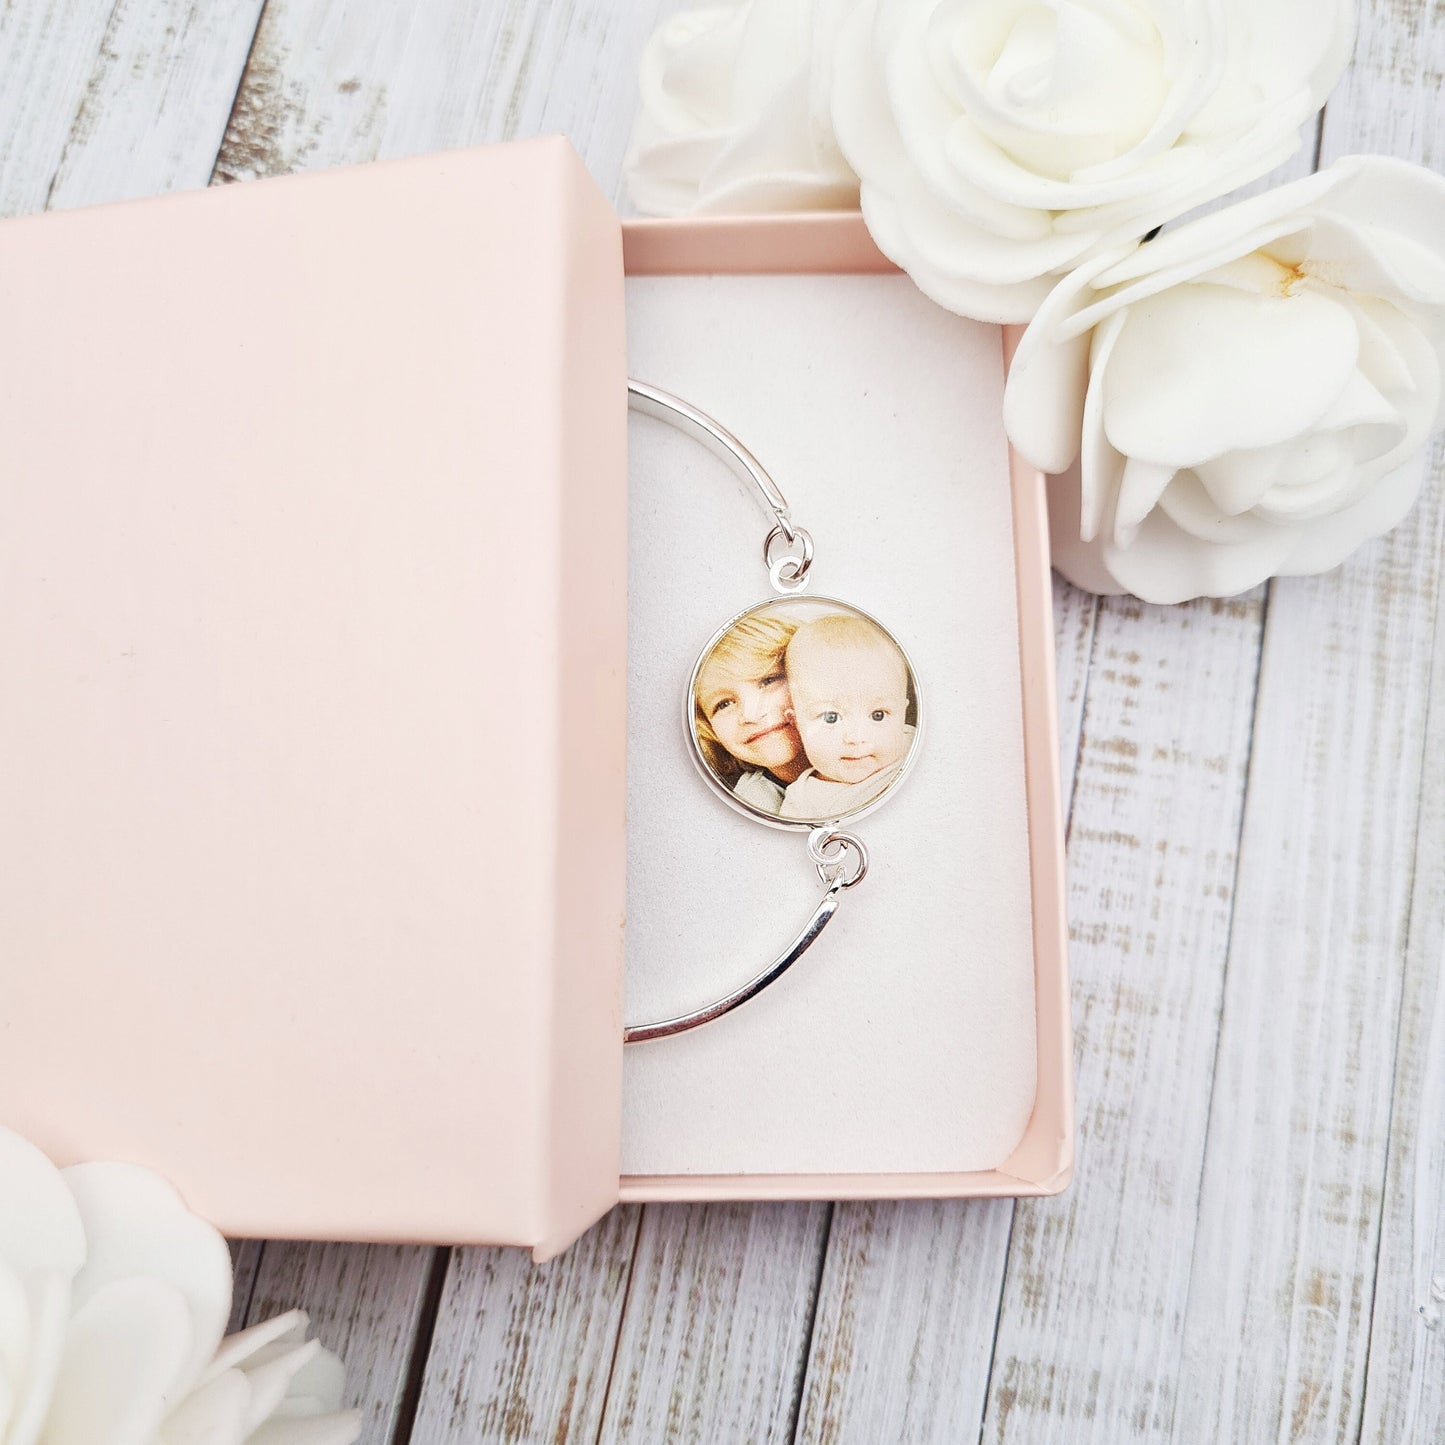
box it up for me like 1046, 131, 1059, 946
623, 381, 923, 1044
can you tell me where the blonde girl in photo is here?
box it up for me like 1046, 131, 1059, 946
692, 612, 808, 815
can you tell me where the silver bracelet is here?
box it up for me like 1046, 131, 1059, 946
623, 382, 923, 1044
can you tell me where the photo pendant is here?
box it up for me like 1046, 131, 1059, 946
625, 378, 924, 1043
687, 596, 923, 831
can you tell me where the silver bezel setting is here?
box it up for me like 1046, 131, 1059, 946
684, 594, 924, 833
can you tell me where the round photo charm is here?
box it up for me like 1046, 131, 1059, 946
687, 596, 923, 830
625, 378, 925, 1045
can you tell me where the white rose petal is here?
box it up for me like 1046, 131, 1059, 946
157, 1371, 251, 1445
1102, 283, 1361, 466
833, 0, 1357, 321
245, 1419, 363, 1445
0, 1136, 85, 1283
1005, 154, 1445, 602
158, 1317, 359, 1445
0, 1127, 361, 1445
61, 1164, 234, 1397
41, 1279, 192, 1445
0, 1133, 87, 1445
626, 0, 861, 214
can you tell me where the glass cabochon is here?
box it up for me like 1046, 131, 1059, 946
687, 597, 921, 827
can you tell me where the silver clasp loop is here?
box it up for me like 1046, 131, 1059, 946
808, 828, 869, 890
764, 524, 814, 593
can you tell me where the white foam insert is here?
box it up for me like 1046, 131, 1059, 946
623, 274, 1036, 1176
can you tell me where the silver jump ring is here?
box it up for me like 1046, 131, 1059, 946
764, 524, 814, 593
808, 829, 869, 890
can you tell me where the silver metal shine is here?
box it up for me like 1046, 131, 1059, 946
623, 381, 908, 1045
627, 379, 797, 541
621, 874, 846, 1045
627, 379, 814, 592
810, 827, 870, 889
764, 524, 813, 593
681, 594, 924, 834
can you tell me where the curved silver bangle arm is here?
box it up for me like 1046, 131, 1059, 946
627, 380, 814, 590
627, 379, 796, 541
622, 875, 845, 1045
622, 381, 866, 1044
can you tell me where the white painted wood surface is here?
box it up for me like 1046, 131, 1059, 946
3, 2, 1442, 1441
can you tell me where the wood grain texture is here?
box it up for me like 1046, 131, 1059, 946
0, 1, 262, 217
239, 1242, 446, 1445
1359, 437, 1445, 1443
228, 1238, 264, 1335
43, 0, 263, 206
1171, 4, 1445, 1441
598, 1202, 832, 1443
982, 591, 1267, 1445
1341, 19, 1445, 1434
797, 1197, 1014, 1444
1052, 577, 1099, 812
1174, 561, 1433, 1443
213, 0, 680, 205
410, 1207, 640, 1445
0, 1, 117, 216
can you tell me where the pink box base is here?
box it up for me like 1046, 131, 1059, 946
608, 217, 1072, 1241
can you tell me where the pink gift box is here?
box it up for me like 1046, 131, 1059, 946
0, 137, 1071, 1261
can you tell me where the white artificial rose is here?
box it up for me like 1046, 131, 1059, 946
1003, 155, 1445, 603
0, 1127, 361, 1445
626, 0, 861, 214
832, 0, 1357, 322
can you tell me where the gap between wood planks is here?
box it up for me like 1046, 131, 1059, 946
393, 1248, 455, 1442
964, 585, 1101, 1445
1165, 579, 1272, 1437
1355, 668, 1433, 1426
591, 1207, 648, 1445
785, 1204, 838, 1441
1356, 431, 1445, 1444
210, 0, 271, 187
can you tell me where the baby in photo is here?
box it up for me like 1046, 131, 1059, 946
779, 611, 915, 821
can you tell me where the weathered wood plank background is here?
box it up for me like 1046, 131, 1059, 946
5, 1, 1442, 1440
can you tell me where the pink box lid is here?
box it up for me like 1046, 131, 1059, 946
0, 139, 1072, 1263
0, 137, 629, 1259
